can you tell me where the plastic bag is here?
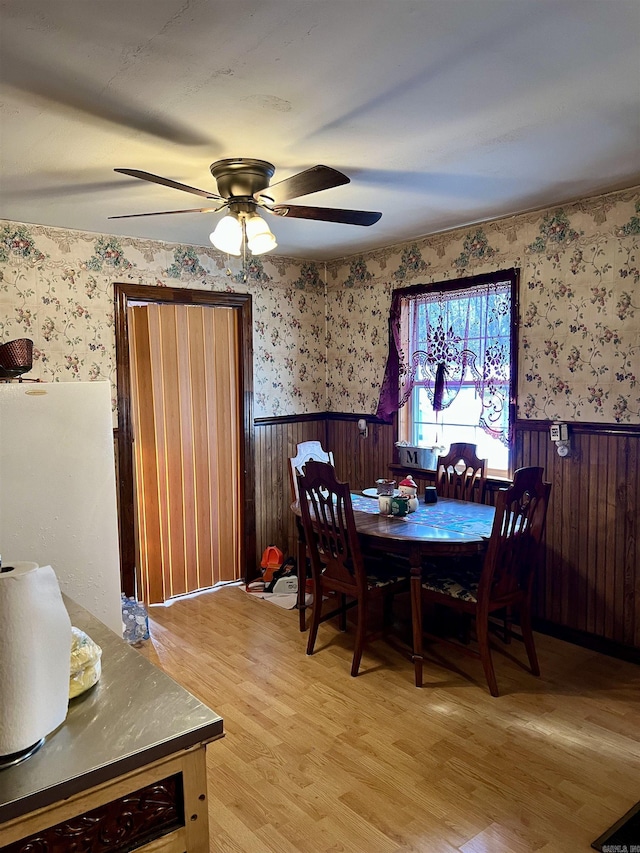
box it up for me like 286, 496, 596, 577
121, 593, 150, 644
69, 626, 102, 698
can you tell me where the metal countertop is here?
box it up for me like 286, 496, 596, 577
0, 596, 223, 824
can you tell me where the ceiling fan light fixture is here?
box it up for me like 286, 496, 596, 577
112, 162, 378, 257
249, 232, 277, 255
210, 213, 242, 256
245, 214, 277, 255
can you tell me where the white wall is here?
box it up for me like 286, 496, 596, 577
0, 381, 122, 634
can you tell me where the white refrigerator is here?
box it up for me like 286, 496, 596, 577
0, 381, 122, 634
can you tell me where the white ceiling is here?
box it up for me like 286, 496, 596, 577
1, 0, 639, 261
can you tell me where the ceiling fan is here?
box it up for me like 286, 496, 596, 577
110, 158, 382, 255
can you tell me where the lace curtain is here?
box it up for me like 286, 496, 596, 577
376, 272, 515, 445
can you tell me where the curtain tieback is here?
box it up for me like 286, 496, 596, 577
433, 362, 447, 412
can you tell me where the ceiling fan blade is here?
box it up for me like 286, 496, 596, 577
115, 169, 222, 200
269, 204, 382, 226
109, 206, 223, 220
1, 48, 211, 146
256, 165, 350, 204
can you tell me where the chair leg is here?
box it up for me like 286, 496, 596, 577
351, 602, 366, 677
519, 603, 540, 676
503, 605, 512, 644
297, 537, 307, 632
339, 593, 348, 631
410, 572, 424, 688
476, 615, 499, 697
382, 590, 393, 630
458, 613, 472, 644
306, 583, 323, 656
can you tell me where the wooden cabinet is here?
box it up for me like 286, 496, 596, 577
0, 597, 224, 853
1, 744, 210, 853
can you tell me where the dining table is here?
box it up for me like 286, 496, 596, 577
291, 490, 496, 631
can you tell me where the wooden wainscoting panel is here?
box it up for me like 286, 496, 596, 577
621, 433, 639, 648
254, 415, 638, 650
255, 421, 284, 559
515, 423, 639, 649
255, 415, 395, 566
326, 418, 396, 493
255, 417, 329, 561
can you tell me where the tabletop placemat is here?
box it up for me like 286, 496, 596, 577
351, 493, 494, 538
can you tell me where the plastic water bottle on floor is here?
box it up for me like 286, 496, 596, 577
121, 594, 150, 643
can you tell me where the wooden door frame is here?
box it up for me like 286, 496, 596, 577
114, 283, 256, 598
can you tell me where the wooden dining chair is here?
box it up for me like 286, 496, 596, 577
435, 442, 487, 503
288, 440, 335, 504
289, 441, 336, 631
297, 461, 410, 677
411, 466, 551, 696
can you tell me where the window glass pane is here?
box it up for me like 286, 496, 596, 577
412, 385, 508, 471
401, 277, 514, 476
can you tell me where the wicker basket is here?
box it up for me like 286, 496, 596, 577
0, 338, 33, 378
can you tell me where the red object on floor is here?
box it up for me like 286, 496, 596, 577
261, 545, 284, 569
260, 546, 284, 583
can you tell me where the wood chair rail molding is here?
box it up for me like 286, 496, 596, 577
513, 418, 640, 436
254, 412, 640, 436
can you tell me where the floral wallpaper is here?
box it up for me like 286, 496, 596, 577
326, 187, 640, 424
0, 224, 326, 419
1, 184, 638, 424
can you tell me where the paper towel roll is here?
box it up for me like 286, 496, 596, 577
0, 562, 72, 755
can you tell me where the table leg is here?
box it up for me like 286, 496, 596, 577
296, 520, 307, 632
410, 550, 423, 688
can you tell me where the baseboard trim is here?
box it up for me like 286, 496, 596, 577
533, 618, 640, 664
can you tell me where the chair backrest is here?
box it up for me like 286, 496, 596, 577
288, 440, 335, 502
478, 466, 551, 603
296, 460, 364, 595
436, 442, 487, 502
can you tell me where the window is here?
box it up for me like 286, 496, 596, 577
377, 270, 518, 477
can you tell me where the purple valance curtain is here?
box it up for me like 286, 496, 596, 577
376, 272, 514, 445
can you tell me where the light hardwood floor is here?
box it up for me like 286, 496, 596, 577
137, 584, 639, 853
